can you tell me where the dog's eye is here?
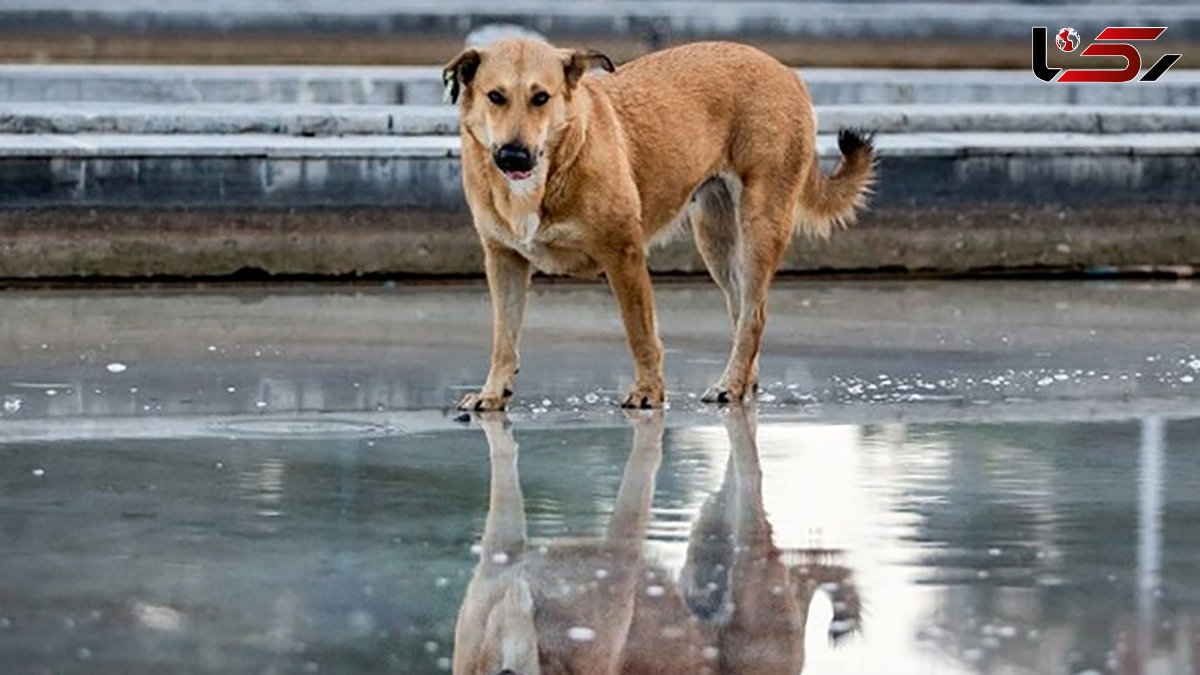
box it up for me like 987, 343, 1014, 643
531, 91, 550, 107
487, 91, 507, 106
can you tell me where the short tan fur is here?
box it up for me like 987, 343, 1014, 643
447, 39, 875, 410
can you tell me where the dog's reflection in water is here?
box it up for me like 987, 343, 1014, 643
454, 405, 860, 675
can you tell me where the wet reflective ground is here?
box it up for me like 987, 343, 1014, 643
1, 280, 1199, 674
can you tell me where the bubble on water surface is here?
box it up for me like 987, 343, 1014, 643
106, 362, 127, 373
567, 626, 596, 642
215, 417, 394, 439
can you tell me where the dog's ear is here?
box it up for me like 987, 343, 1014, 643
562, 48, 615, 88
442, 48, 482, 104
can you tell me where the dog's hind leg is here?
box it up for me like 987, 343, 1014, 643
701, 174, 797, 403
689, 177, 741, 329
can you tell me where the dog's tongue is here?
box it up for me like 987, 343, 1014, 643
505, 170, 531, 181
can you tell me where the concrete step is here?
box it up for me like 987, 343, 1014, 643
0, 131, 1195, 208
2, 103, 1199, 136
0, 103, 454, 136
2, 65, 1199, 107
3, 0, 1199, 42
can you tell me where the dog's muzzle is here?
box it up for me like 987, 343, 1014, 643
493, 144, 535, 180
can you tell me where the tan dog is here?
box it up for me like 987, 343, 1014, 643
445, 40, 875, 410
453, 405, 861, 675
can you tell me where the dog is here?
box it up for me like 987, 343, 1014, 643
444, 39, 875, 411
452, 405, 862, 674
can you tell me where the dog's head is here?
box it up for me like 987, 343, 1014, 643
443, 39, 613, 185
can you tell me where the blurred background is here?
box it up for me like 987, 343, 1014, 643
0, 0, 1196, 281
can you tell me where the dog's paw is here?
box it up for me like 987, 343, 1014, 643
620, 383, 664, 409
701, 377, 762, 404
700, 383, 750, 404
458, 391, 510, 411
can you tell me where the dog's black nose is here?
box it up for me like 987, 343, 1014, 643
494, 144, 534, 174
496, 670, 518, 675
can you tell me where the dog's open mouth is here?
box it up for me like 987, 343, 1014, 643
504, 169, 533, 181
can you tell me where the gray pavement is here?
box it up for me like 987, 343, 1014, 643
1, 279, 1198, 426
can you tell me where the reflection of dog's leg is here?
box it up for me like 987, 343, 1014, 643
680, 435, 737, 623
606, 410, 665, 544
479, 413, 527, 558
722, 402, 807, 672
454, 413, 539, 675
617, 411, 713, 674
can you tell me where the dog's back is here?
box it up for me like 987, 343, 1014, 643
595, 42, 819, 240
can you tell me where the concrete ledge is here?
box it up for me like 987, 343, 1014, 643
2, 204, 1197, 279
1, 1, 1198, 42
0, 133, 1196, 211
2, 65, 1199, 106
2, 103, 1200, 136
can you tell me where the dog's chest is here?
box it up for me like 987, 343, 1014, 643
485, 213, 599, 277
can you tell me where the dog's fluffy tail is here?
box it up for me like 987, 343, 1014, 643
796, 128, 876, 238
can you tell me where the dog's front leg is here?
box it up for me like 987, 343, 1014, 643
602, 243, 665, 409
459, 242, 532, 411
